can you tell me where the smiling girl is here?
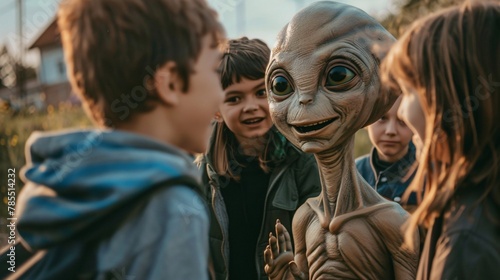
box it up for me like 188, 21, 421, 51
198, 37, 321, 280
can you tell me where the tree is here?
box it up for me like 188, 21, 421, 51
380, 0, 466, 38
0, 46, 17, 89
0, 45, 37, 93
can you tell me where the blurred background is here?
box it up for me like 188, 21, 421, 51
0, 0, 467, 242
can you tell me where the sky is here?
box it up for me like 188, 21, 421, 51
0, 0, 394, 67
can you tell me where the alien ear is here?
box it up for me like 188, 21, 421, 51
362, 29, 399, 127
370, 34, 396, 66
363, 84, 399, 128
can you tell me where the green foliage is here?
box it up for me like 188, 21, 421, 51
354, 129, 373, 159
380, 0, 466, 38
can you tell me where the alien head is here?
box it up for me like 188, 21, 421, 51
266, 1, 397, 154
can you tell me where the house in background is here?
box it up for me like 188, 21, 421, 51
28, 18, 76, 107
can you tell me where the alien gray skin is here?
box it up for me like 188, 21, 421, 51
263, 2, 420, 279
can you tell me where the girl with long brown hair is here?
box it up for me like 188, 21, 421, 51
382, 1, 500, 279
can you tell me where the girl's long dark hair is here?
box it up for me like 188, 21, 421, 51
212, 123, 287, 180
381, 1, 500, 248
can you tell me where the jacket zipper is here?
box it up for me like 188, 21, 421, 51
254, 161, 292, 276
211, 185, 229, 277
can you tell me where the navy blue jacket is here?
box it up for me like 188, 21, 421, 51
355, 142, 418, 208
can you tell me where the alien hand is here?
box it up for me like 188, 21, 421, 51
264, 220, 306, 280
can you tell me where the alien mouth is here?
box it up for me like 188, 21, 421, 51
292, 118, 338, 134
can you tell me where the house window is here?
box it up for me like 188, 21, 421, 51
57, 61, 66, 76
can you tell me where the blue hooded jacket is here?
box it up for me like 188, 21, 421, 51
15, 129, 209, 279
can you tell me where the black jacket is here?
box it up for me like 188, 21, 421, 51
200, 129, 321, 280
417, 187, 500, 280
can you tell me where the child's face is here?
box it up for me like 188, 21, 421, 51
219, 77, 273, 143
367, 97, 414, 162
175, 36, 224, 153
398, 84, 426, 147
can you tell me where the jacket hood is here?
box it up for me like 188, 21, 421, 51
18, 129, 201, 249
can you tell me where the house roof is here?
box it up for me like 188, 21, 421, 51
29, 18, 60, 50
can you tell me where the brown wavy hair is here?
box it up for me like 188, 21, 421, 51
58, 0, 224, 127
381, 1, 500, 246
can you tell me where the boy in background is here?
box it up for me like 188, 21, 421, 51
356, 97, 419, 212
13, 0, 225, 279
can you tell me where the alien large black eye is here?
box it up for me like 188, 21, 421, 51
326, 66, 355, 87
271, 76, 294, 96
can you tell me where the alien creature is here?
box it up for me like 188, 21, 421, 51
263, 2, 420, 279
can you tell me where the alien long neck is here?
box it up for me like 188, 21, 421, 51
315, 137, 364, 218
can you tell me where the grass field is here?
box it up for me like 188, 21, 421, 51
0, 104, 372, 239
